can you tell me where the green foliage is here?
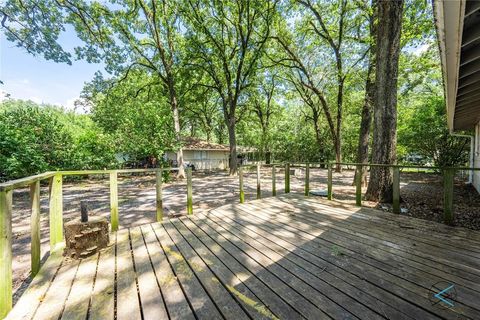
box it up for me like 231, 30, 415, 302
0, 100, 117, 181
85, 71, 177, 161
398, 96, 469, 167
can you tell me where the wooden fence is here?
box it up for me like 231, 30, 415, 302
0, 162, 479, 318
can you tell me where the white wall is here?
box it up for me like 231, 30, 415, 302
165, 150, 229, 170
474, 122, 480, 193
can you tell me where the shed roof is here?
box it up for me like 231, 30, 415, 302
182, 137, 230, 151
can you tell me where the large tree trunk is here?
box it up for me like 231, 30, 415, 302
365, 0, 404, 202
168, 79, 185, 179
353, 1, 377, 187
226, 115, 238, 175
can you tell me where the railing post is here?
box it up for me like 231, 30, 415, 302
327, 163, 333, 200
239, 166, 245, 203
30, 181, 41, 277
355, 165, 362, 206
443, 168, 454, 225
110, 171, 119, 231
272, 165, 276, 196
187, 167, 193, 215
256, 164, 261, 199
156, 169, 163, 221
0, 189, 12, 318
305, 163, 310, 196
285, 163, 290, 193
393, 167, 400, 214
49, 173, 63, 251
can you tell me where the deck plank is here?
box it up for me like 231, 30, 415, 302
116, 228, 141, 320
196, 212, 376, 319
213, 201, 480, 319
201, 211, 414, 320
277, 196, 480, 264
90, 239, 115, 320
61, 253, 98, 320
141, 224, 195, 320
179, 217, 303, 320
187, 217, 332, 319
6, 252, 63, 320
33, 259, 79, 320
171, 218, 278, 320
163, 220, 250, 319
152, 223, 223, 320
205, 208, 437, 320
249, 199, 480, 299
130, 226, 169, 320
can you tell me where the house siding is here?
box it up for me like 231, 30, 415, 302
474, 122, 480, 193
166, 150, 229, 170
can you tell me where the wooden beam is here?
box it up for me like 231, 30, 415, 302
462, 25, 480, 48
456, 81, 480, 98
49, 174, 63, 252
355, 165, 362, 206
256, 164, 261, 200
30, 181, 41, 277
110, 171, 119, 231
156, 169, 163, 222
0, 190, 12, 318
239, 167, 245, 203
393, 168, 400, 214
285, 164, 290, 194
460, 44, 480, 66
443, 168, 455, 225
458, 71, 480, 89
187, 167, 193, 215
459, 58, 480, 79
271, 165, 276, 196
465, 0, 480, 18
327, 164, 333, 200
304, 163, 310, 196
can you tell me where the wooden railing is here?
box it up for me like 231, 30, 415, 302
0, 167, 194, 318
1, 162, 478, 318
239, 162, 480, 225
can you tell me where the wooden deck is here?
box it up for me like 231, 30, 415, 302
6, 195, 480, 320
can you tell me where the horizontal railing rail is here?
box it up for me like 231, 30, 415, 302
0, 161, 478, 318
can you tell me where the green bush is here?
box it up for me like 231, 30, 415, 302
0, 100, 118, 181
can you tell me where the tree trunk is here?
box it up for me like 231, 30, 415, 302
365, 0, 404, 202
227, 115, 238, 175
168, 79, 185, 179
354, 0, 377, 187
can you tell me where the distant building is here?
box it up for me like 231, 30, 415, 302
434, 0, 480, 192
165, 138, 235, 171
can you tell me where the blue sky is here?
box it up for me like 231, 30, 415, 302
0, 27, 105, 111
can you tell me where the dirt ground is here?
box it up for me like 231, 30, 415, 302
10, 167, 480, 302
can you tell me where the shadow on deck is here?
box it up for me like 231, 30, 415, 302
7, 195, 480, 320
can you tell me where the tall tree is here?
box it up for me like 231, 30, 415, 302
1, 0, 188, 177
273, 0, 368, 171
183, 0, 278, 174
365, 0, 404, 202
354, 0, 377, 186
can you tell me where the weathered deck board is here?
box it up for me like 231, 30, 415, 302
116, 228, 141, 320
61, 253, 98, 320
89, 237, 115, 320
7, 195, 480, 320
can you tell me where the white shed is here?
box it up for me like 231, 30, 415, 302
165, 138, 230, 171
